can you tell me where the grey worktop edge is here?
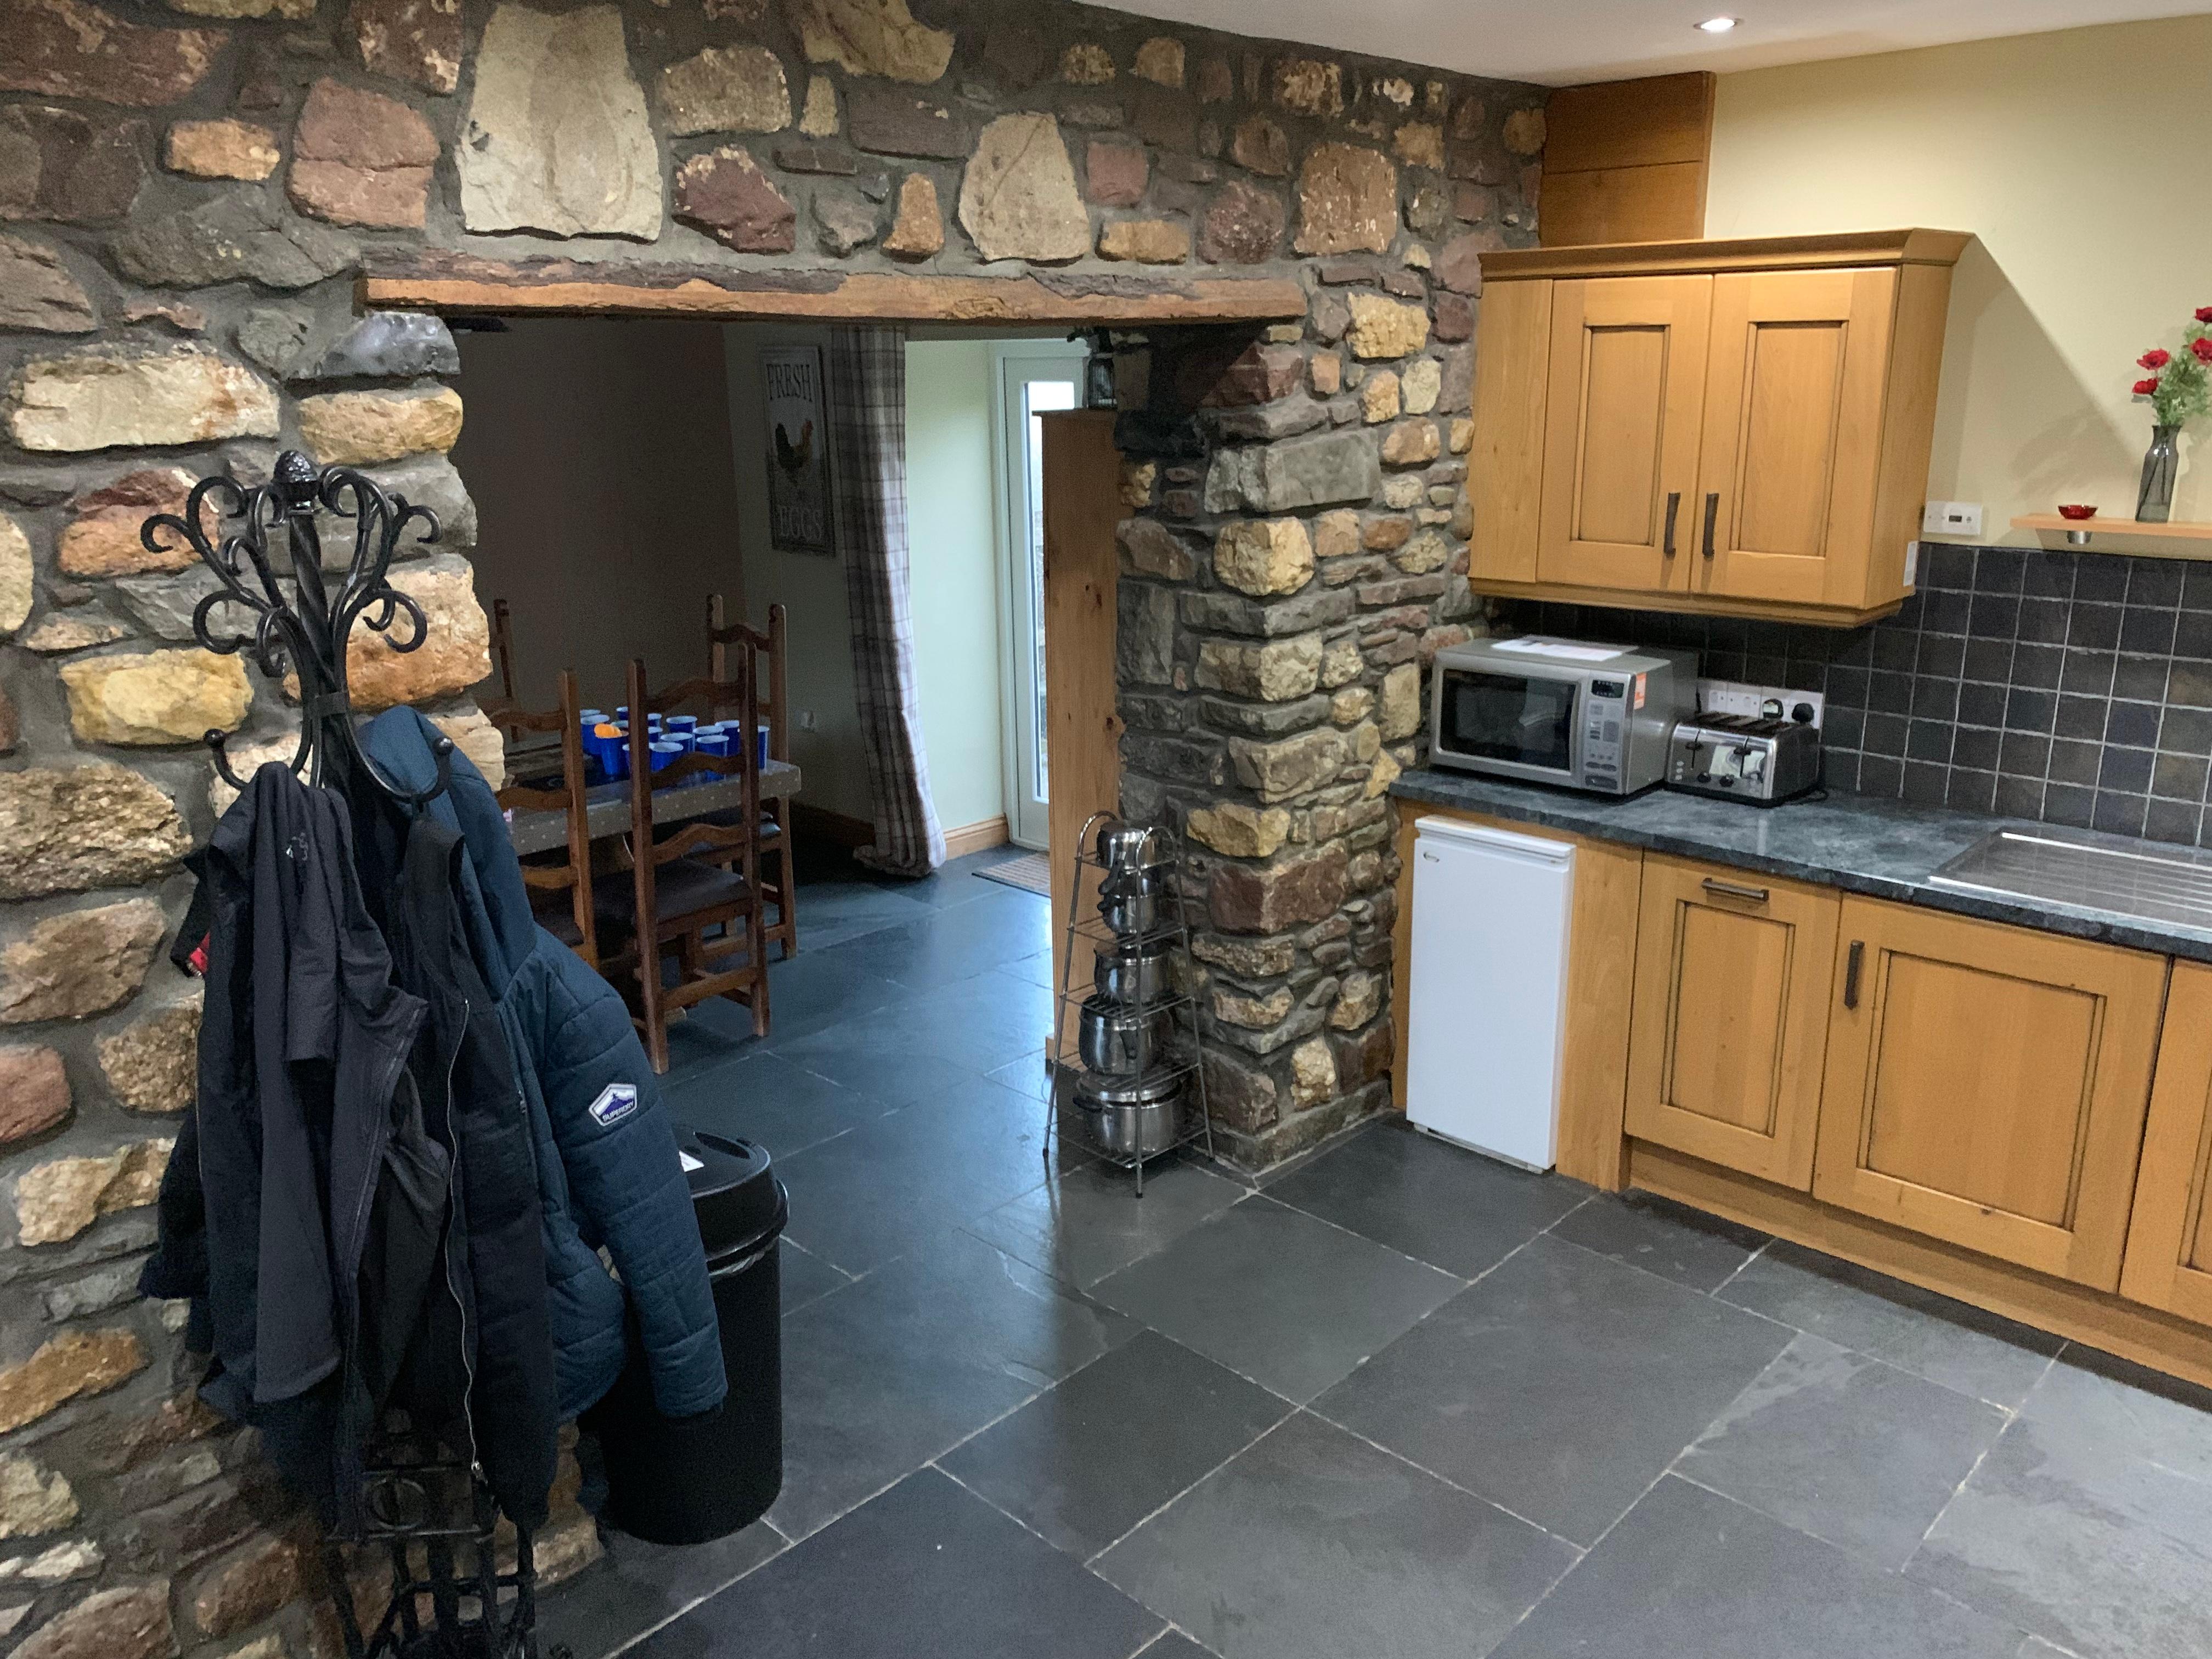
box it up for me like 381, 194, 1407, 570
1389, 769, 2212, 967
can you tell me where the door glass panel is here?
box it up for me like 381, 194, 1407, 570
1575, 325, 1667, 546
1020, 377, 1076, 806
1438, 670, 1575, 771
1734, 320, 1846, 557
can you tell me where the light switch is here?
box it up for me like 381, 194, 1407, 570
1921, 501, 1984, 537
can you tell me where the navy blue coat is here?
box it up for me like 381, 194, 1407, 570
362, 710, 726, 1421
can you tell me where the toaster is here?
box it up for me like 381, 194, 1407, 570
1666, 712, 1822, 804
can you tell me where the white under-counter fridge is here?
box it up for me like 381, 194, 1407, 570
1404, 815, 1575, 1170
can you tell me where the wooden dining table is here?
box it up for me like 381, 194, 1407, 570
505, 755, 803, 856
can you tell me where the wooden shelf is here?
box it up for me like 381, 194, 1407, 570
2012, 514, 2212, 550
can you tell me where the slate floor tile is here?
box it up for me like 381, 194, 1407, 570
964, 1158, 1250, 1289
1001, 946, 1057, 989
776, 1075, 1085, 1274
1548, 1188, 1771, 1292
1489, 1476, 2023, 1659
1718, 1240, 2063, 1407
1678, 1332, 2008, 1568
771, 1229, 1135, 1541
775, 1239, 849, 1316
812, 888, 1052, 991
940, 1329, 1293, 1560
641, 1470, 1160, 1659
1089, 1197, 1463, 1402
540, 1520, 785, 1659
776, 876, 937, 951
720, 945, 905, 1046
1129, 1633, 1210, 1658
1906, 1351, 2212, 1657
754, 1041, 983, 1110
881, 851, 1024, 910
1262, 1117, 1590, 1277
1093, 1412, 1577, 1659
663, 1049, 887, 1161
1313, 1234, 1792, 1544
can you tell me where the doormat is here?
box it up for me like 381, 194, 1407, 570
977, 852, 1053, 896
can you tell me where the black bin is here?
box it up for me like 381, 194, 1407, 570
587, 1130, 785, 1544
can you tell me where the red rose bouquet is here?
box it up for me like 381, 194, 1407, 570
2132, 309, 2212, 427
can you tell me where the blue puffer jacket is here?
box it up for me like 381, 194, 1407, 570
363, 710, 726, 1422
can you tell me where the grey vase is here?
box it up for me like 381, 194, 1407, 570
2137, 423, 2181, 523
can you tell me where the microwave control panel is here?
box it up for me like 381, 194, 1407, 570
1581, 678, 1628, 788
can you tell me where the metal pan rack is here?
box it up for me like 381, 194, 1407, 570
1043, 812, 1214, 1195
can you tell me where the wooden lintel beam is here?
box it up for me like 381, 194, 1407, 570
358, 258, 1308, 326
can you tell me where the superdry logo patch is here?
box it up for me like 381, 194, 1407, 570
588, 1083, 639, 1127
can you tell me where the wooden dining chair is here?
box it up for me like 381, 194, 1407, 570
708, 595, 798, 960
490, 597, 518, 703
490, 668, 602, 968
601, 655, 770, 1072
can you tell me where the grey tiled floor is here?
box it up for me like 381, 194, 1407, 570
545, 849, 2212, 1659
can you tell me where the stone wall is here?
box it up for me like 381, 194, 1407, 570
0, 0, 1539, 1646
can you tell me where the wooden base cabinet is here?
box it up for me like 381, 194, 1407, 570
1812, 899, 2168, 1290
2123, 961, 2212, 1323
1624, 857, 1837, 1188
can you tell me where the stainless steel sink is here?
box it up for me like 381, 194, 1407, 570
1929, 830, 2212, 929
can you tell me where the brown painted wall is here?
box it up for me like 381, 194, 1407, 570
454, 317, 744, 711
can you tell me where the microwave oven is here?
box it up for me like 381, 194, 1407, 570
1428, 636, 1696, 795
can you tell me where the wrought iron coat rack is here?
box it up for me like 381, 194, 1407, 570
144, 447, 455, 804
145, 453, 548, 1659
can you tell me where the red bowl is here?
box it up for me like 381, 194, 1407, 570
2057, 504, 2098, 521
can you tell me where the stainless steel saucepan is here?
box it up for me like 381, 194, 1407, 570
1077, 993, 1177, 1075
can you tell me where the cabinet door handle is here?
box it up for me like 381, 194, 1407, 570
1700, 877, 1768, 904
1843, 940, 1865, 1009
1701, 492, 1720, 559
1663, 491, 1681, 556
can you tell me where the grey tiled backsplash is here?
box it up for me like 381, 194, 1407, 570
1499, 543, 2212, 848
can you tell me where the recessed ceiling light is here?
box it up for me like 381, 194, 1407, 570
1696, 15, 1740, 31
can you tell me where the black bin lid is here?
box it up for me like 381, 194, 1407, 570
675, 1128, 785, 1259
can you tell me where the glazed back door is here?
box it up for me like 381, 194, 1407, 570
1536, 275, 1710, 593
1694, 268, 1895, 607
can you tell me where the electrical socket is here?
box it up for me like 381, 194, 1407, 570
1921, 501, 1984, 538
1696, 678, 1825, 730
796, 708, 817, 732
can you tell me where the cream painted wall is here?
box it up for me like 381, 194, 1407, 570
723, 328, 1011, 835
1706, 15, 2212, 540
904, 339, 1009, 836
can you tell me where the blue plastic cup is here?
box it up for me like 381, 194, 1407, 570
665, 714, 698, 736
696, 731, 730, 780
648, 740, 681, 774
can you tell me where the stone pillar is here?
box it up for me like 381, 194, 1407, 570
1113, 304, 1481, 1166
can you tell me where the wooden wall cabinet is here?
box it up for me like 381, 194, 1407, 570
2123, 961, 2212, 1323
1470, 230, 1970, 627
1624, 857, 1837, 1189
1813, 899, 2168, 1290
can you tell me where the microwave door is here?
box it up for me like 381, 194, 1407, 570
1438, 669, 1581, 784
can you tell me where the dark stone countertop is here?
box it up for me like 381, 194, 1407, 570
1390, 768, 2212, 966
